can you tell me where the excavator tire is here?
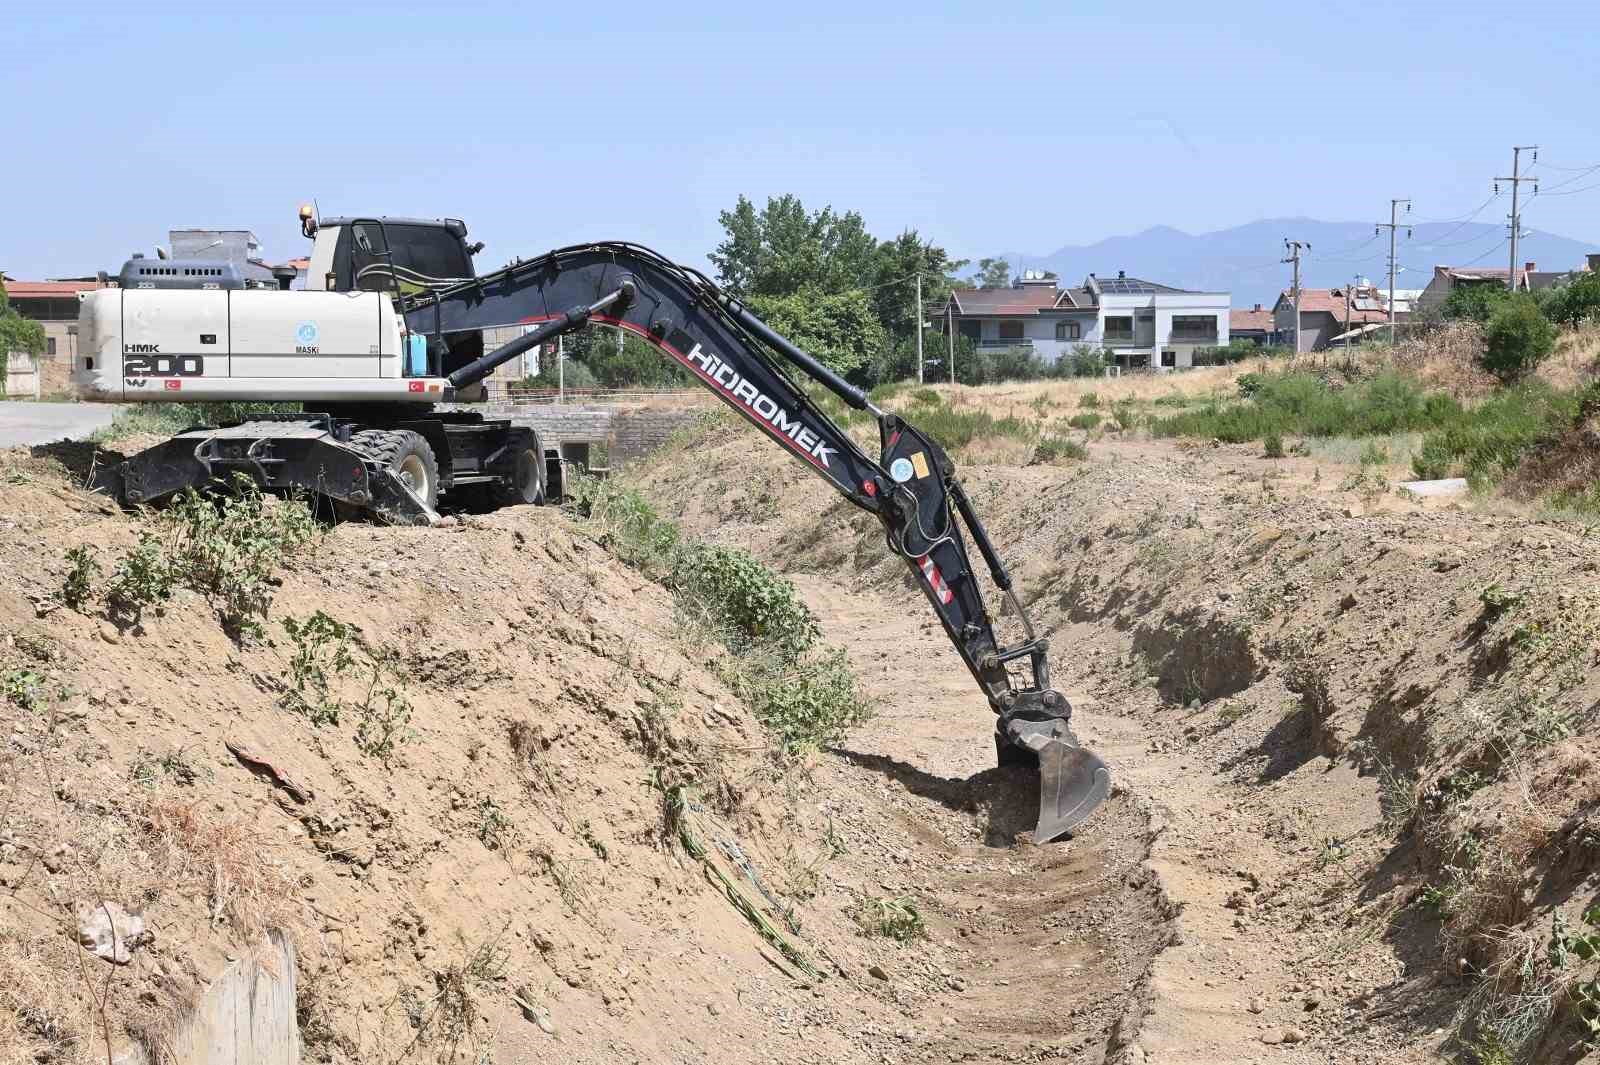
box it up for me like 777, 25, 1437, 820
350, 429, 440, 511
492, 444, 544, 506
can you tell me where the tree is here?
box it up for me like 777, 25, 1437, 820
0, 278, 47, 385
869, 229, 967, 341
969, 258, 1011, 289
1480, 295, 1556, 383
746, 288, 886, 376
1545, 272, 1600, 328
709, 194, 878, 298
1441, 282, 1510, 324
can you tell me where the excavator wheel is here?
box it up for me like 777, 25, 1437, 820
351, 429, 440, 511
492, 445, 544, 506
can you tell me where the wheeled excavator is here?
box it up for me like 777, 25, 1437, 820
71, 208, 1110, 841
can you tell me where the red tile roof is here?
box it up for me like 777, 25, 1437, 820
1, 278, 104, 298
1275, 288, 1390, 324
1230, 307, 1274, 332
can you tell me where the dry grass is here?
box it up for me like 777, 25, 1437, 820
917, 359, 1263, 416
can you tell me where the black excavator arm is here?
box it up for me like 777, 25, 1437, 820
401, 242, 1109, 841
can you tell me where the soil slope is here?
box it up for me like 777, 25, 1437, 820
628, 416, 1600, 1064
0, 442, 1170, 1065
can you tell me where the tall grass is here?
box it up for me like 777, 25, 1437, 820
91, 402, 303, 443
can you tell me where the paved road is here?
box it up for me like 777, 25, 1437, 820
0, 401, 120, 448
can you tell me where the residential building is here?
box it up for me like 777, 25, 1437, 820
941, 269, 1230, 370
1415, 264, 1534, 313
2, 275, 106, 398
1525, 253, 1600, 293
1229, 304, 1277, 346
1271, 284, 1392, 351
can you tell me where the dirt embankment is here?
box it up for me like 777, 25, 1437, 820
628, 418, 1600, 1064
0, 442, 1172, 1065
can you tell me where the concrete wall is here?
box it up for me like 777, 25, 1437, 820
502, 404, 709, 467
969, 313, 1098, 363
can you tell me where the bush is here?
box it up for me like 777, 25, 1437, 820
1067, 412, 1101, 430
1078, 392, 1100, 409
1480, 296, 1557, 382
1062, 345, 1112, 378
1442, 284, 1511, 324
1411, 382, 1577, 487
1263, 433, 1285, 458
675, 544, 820, 660
1546, 272, 1600, 327
567, 475, 869, 754
1031, 435, 1087, 464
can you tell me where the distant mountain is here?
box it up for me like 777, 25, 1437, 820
990, 219, 1598, 308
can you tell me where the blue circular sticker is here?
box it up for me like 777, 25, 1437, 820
889, 457, 915, 483
295, 321, 319, 347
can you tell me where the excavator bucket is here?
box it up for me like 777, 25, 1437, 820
1004, 716, 1111, 844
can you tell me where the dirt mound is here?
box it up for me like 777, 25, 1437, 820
626, 413, 1600, 1063
0, 442, 1172, 1065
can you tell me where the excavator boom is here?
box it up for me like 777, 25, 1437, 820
400, 242, 1110, 840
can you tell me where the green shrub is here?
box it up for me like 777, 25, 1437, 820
280, 611, 359, 726
1442, 284, 1511, 324
568, 475, 870, 754
1067, 412, 1101, 430
1480, 296, 1557, 382
1078, 392, 1100, 409
1031, 436, 1087, 465
1410, 438, 1454, 480
1236, 372, 1265, 398
60, 546, 99, 610
1545, 272, 1600, 328
1412, 382, 1577, 487
1359, 440, 1390, 467
105, 534, 177, 624
908, 387, 941, 406
1263, 433, 1285, 459
675, 545, 820, 660
165, 478, 318, 638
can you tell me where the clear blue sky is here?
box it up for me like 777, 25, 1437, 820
4, 0, 1596, 280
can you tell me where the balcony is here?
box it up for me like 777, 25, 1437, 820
976, 338, 1034, 350
1170, 331, 1219, 345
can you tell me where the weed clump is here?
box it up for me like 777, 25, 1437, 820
568, 475, 869, 753
279, 609, 415, 761
855, 896, 926, 941
1030, 435, 1088, 465
70, 474, 317, 637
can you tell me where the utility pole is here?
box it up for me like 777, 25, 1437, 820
1375, 199, 1411, 344
947, 302, 954, 385
1496, 145, 1539, 293
557, 334, 565, 404
1282, 240, 1309, 354
915, 272, 924, 385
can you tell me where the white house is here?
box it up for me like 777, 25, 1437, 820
943, 270, 1230, 370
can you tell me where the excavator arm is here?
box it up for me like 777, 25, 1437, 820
401, 242, 1109, 841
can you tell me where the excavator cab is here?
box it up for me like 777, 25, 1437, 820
299, 208, 487, 378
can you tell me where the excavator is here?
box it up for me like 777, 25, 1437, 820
71, 208, 1110, 842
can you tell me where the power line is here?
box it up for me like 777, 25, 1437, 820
1535, 178, 1600, 198
1530, 158, 1600, 172
1457, 237, 1510, 267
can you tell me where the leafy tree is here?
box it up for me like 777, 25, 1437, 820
1545, 271, 1600, 328
0, 278, 47, 384
747, 288, 886, 376
709, 194, 877, 298
1480, 295, 1556, 383
1441, 282, 1510, 324
869, 229, 967, 341
969, 257, 1012, 289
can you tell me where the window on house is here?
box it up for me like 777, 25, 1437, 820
958, 319, 981, 343
1104, 316, 1133, 340
998, 320, 1025, 341
1171, 315, 1217, 340
1055, 320, 1081, 341
46, 337, 57, 356
1161, 350, 1176, 368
